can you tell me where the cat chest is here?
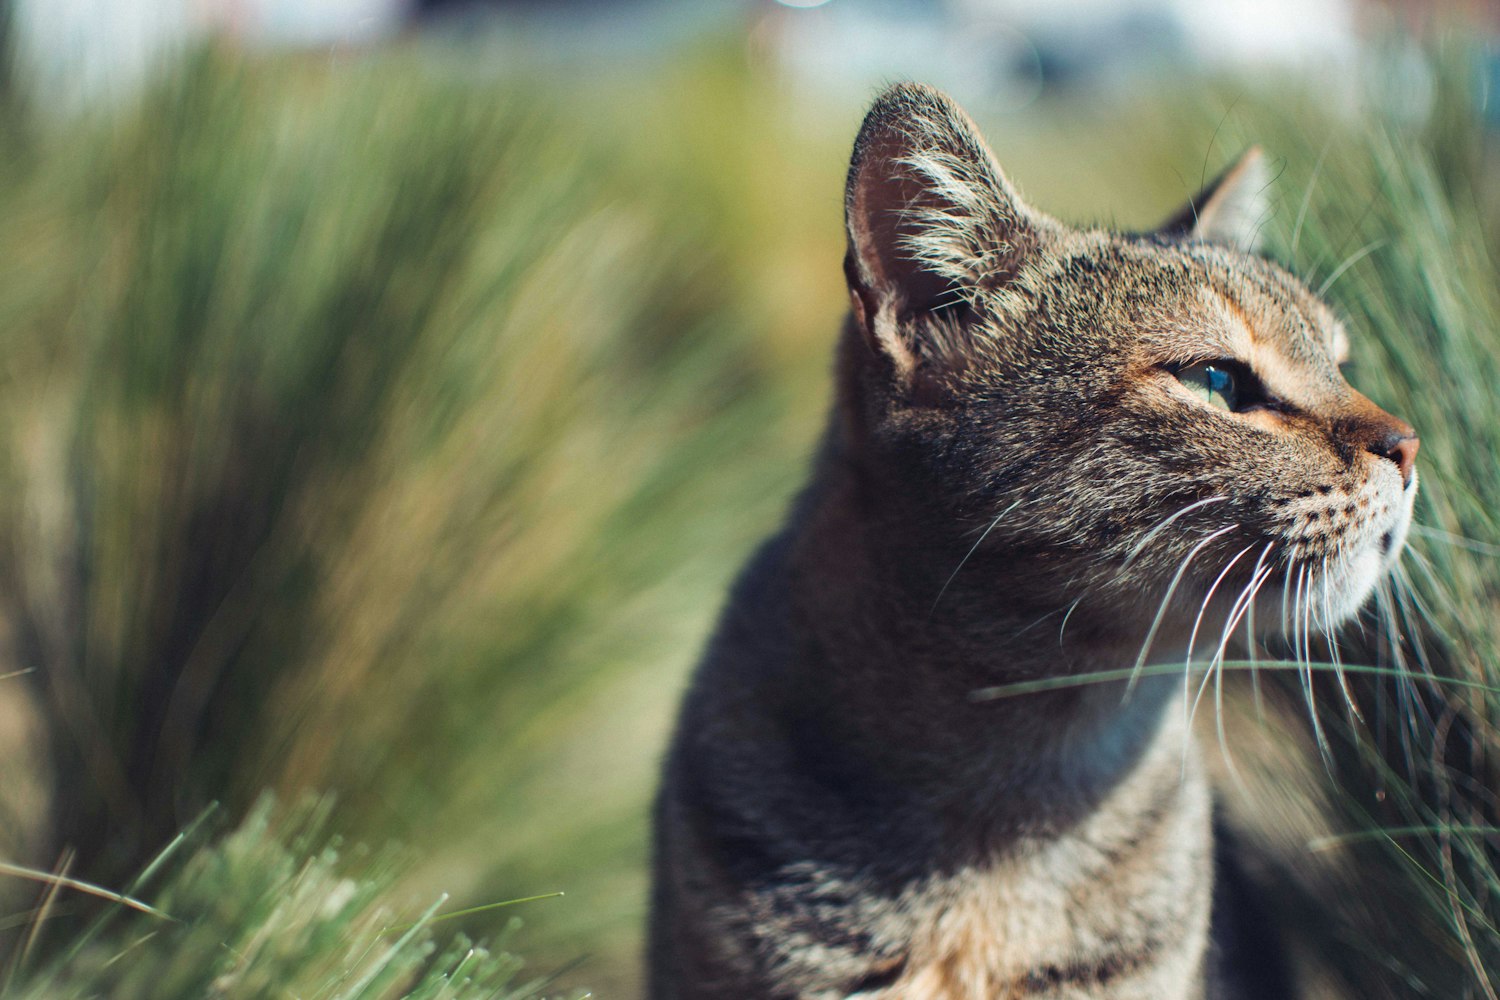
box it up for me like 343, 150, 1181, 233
846, 766, 1215, 999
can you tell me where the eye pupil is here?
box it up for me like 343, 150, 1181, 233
1174, 361, 1244, 412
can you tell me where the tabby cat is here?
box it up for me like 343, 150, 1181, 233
649, 83, 1418, 999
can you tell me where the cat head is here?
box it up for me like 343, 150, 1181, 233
838, 83, 1417, 647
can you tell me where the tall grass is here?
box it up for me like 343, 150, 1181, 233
0, 47, 837, 994
1239, 56, 1500, 997
0, 35, 1497, 999
4, 798, 577, 999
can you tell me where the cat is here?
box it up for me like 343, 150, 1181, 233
648, 82, 1418, 1000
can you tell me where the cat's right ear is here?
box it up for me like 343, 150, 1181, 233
844, 83, 1042, 383
1157, 147, 1270, 252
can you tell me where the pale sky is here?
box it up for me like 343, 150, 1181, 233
12, 0, 1362, 109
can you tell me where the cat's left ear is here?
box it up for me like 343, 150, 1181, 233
1158, 147, 1270, 252
844, 83, 1047, 383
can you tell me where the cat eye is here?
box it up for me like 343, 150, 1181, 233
1173, 360, 1252, 412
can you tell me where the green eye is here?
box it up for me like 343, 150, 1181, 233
1175, 362, 1240, 411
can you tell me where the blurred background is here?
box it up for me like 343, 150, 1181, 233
1, 1, 1499, 997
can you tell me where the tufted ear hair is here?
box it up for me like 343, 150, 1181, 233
1158, 147, 1271, 252
844, 83, 1044, 382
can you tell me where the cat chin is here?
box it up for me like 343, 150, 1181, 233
1299, 546, 1385, 631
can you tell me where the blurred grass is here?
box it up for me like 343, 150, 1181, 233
0, 31, 1497, 999
5, 797, 579, 999
0, 42, 847, 997
1237, 55, 1500, 996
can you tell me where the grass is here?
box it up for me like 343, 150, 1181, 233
0, 32, 1496, 999
0, 43, 838, 996
3, 798, 580, 999
1210, 54, 1500, 996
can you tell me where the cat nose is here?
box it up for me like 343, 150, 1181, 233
1369, 426, 1419, 487
1342, 390, 1418, 487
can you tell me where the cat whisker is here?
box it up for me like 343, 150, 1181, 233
1211, 554, 1277, 783
1012, 603, 1072, 641
1280, 561, 1300, 654
930, 499, 1024, 615
1387, 559, 1450, 768
1180, 544, 1255, 750
1121, 495, 1228, 570
1401, 546, 1460, 645
1319, 552, 1360, 724
1290, 139, 1331, 259
1128, 524, 1238, 694
1056, 595, 1086, 649
1241, 550, 1265, 719
1409, 523, 1500, 557
1297, 567, 1308, 658
1246, 196, 1281, 260
1374, 575, 1434, 779
1189, 546, 1274, 745
1278, 545, 1301, 641
1290, 563, 1332, 758
1184, 544, 1256, 668
1220, 542, 1276, 665
1372, 578, 1422, 776
1303, 561, 1318, 670
1181, 544, 1256, 732
1317, 237, 1386, 296
1191, 99, 1242, 224
1391, 555, 1446, 666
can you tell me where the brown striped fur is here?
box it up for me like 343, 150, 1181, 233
648, 83, 1418, 999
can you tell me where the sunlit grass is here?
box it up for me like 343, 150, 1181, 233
3, 799, 580, 1000
1154, 51, 1500, 996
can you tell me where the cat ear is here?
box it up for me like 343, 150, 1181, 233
844, 83, 1042, 379
1158, 147, 1270, 252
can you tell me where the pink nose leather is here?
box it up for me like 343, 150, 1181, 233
1376, 432, 1419, 487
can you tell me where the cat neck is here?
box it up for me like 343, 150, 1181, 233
775, 451, 1192, 844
